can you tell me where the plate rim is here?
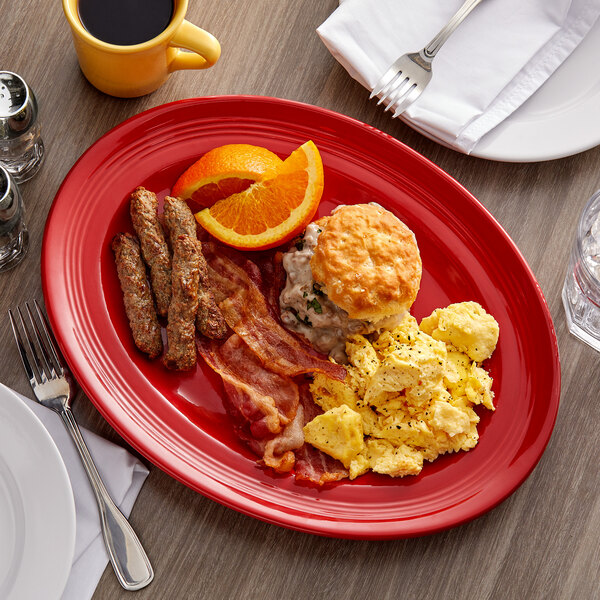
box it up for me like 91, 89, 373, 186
410, 16, 600, 162
0, 383, 76, 599
41, 95, 561, 539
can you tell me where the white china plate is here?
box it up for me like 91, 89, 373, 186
0, 384, 75, 600
408, 16, 600, 162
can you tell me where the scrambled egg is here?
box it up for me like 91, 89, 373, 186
304, 302, 499, 479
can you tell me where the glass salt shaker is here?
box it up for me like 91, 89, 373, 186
0, 164, 28, 271
562, 190, 600, 351
0, 71, 44, 183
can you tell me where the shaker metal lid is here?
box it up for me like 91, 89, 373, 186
0, 71, 36, 139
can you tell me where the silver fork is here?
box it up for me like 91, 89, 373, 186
9, 300, 154, 591
370, 0, 483, 117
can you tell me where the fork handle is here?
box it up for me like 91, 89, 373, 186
424, 0, 483, 59
60, 407, 154, 591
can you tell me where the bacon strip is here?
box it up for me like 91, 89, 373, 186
198, 244, 347, 479
203, 244, 347, 382
198, 335, 298, 439
264, 251, 287, 319
246, 404, 305, 473
198, 334, 304, 472
294, 385, 349, 485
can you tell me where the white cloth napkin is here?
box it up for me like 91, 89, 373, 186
16, 391, 150, 600
318, 0, 600, 154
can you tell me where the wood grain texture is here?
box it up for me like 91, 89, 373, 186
1, 1, 599, 599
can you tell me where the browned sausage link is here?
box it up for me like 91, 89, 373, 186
197, 246, 228, 339
163, 195, 196, 247
163, 196, 228, 339
130, 187, 171, 317
111, 233, 163, 358
163, 234, 200, 371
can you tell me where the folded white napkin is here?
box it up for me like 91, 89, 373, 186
318, 0, 600, 154
16, 392, 149, 600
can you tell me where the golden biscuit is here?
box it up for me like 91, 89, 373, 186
310, 204, 421, 321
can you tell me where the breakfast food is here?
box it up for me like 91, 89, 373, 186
198, 243, 348, 476
130, 187, 172, 317
303, 404, 363, 468
199, 333, 304, 472
196, 268, 229, 340
201, 243, 346, 382
163, 195, 197, 248
312, 204, 421, 319
163, 235, 200, 371
163, 196, 227, 339
420, 302, 499, 362
111, 232, 163, 358
195, 141, 324, 250
305, 305, 498, 478
293, 387, 349, 485
279, 203, 422, 362
111, 141, 500, 485
115, 186, 228, 370
172, 143, 283, 212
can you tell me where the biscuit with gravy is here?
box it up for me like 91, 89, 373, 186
310, 204, 421, 321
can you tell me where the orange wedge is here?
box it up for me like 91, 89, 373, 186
172, 144, 283, 212
195, 141, 324, 250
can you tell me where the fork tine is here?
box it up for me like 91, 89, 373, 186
33, 300, 65, 376
25, 301, 62, 379
369, 63, 401, 99
376, 73, 405, 106
32, 300, 64, 376
8, 308, 38, 386
375, 72, 400, 104
392, 85, 422, 118
383, 79, 413, 112
18, 305, 52, 383
10, 307, 46, 385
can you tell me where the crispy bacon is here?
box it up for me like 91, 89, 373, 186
199, 334, 348, 481
202, 244, 346, 382
294, 385, 349, 485
197, 243, 349, 480
263, 251, 287, 319
198, 334, 298, 438
247, 404, 305, 473
198, 333, 304, 473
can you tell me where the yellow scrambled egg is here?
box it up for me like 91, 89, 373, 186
303, 302, 499, 479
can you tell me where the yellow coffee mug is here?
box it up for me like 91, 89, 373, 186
62, 0, 221, 98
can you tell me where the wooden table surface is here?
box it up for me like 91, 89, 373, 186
3, 1, 600, 599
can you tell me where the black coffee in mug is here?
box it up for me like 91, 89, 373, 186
78, 0, 174, 46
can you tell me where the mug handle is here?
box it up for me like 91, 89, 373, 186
169, 20, 221, 71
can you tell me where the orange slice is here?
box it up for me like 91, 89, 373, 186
195, 141, 324, 250
172, 144, 283, 212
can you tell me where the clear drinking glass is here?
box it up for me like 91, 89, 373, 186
0, 71, 44, 183
0, 164, 28, 271
562, 190, 600, 351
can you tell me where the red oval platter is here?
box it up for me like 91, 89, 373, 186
42, 96, 560, 539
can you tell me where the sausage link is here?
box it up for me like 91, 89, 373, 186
130, 187, 171, 317
163, 195, 197, 248
111, 232, 163, 358
163, 234, 200, 371
163, 196, 227, 339
196, 246, 228, 339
